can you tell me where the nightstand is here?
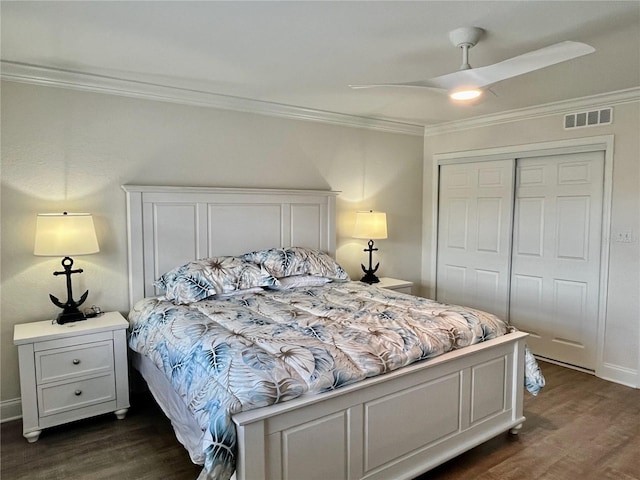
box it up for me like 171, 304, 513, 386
376, 277, 414, 294
13, 311, 130, 443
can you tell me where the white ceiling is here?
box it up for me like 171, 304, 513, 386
2, 1, 639, 128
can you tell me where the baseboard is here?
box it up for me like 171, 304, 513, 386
535, 355, 596, 375
534, 356, 639, 389
597, 363, 639, 389
1, 398, 22, 423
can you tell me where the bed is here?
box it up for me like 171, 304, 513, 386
122, 185, 543, 480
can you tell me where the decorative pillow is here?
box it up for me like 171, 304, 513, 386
269, 275, 332, 290
154, 256, 279, 304
241, 247, 350, 281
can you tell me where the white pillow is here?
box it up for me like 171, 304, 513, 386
272, 275, 331, 289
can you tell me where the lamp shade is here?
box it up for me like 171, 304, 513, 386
34, 212, 100, 256
353, 211, 388, 240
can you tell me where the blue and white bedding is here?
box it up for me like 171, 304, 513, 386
129, 275, 545, 480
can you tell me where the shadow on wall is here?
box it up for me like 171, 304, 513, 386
1, 183, 130, 317
335, 152, 422, 284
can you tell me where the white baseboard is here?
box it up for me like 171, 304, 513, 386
597, 363, 639, 389
531, 356, 638, 389
1, 398, 22, 423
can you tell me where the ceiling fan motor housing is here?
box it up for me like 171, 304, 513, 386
449, 26, 485, 48
449, 27, 485, 71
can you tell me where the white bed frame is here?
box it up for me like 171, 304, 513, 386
123, 185, 527, 480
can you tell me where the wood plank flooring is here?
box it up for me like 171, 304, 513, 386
1, 361, 639, 480
416, 361, 640, 480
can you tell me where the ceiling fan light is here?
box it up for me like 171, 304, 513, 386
450, 88, 482, 100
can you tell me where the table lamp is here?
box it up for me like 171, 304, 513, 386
34, 212, 100, 324
353, 210, 387, 284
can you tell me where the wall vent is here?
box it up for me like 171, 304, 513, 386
564, 107, 612, 129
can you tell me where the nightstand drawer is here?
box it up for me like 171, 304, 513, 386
38, 373, 116, 417
36, 341, 114, 384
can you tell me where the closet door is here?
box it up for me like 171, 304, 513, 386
436, 160, 515, 320
510, 152, 604, 369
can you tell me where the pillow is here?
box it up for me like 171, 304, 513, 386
154, 256, 279, 304
269, 275, 332, 290
241, 247, 350, 281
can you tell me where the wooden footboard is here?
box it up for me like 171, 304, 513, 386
233, 331, 527, 480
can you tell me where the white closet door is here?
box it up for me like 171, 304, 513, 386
436, 160, 515, 320
510, 151, 604, 369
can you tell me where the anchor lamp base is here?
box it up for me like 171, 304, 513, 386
359, 239, 382, 284
54, 305, 87, 324
48, 256, 90, 324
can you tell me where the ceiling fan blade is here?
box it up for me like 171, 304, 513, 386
429, 41, 595, 90
349, 81, 445, 91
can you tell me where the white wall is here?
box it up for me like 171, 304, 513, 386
422, 100, 640, 387
0, 81, 424, 412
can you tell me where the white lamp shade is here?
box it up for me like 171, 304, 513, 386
34, 213, 100, 256
353, 211, 388, 240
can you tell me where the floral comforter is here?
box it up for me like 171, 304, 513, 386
128, 282, 544, 480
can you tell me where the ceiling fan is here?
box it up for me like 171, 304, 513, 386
350, 27, 595, 100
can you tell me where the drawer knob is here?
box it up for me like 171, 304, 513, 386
74, 390, 82, 396
72, 359, 81, 365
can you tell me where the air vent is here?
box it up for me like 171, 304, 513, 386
564, 108, 612, 129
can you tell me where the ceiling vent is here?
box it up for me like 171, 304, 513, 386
564, 107, 612, 129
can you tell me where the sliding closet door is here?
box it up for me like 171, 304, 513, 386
509, 151, 604, 369
436, 160, 515, 320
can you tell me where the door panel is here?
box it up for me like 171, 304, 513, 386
446, 199, 469, 249
437, 160, 515, 320
556, 196, 590, 259
509, 151, 604, 369
515, 197, 544, 256
477, 198, 503, 252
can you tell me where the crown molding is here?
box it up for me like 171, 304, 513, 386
424, 87, 640, 136
3, 61, 637, 139
0, 61, 424, 137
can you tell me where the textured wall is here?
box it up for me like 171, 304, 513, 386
0, 81, 424, 407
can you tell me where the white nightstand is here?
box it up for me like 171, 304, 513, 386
375, 277, 414, 294
13, 311, 130, 443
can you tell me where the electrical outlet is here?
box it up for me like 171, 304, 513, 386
615, 232, 633, 243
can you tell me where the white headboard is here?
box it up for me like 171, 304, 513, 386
122, 185, 339, 309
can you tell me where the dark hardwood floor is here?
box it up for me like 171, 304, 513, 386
1, 361, 639, 480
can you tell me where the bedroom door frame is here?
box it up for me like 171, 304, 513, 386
429, 135, 614, 381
